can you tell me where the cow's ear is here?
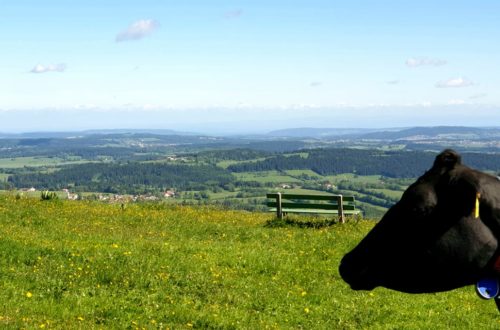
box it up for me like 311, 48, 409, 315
439, 173, 479, 219
433, 149, 461, 170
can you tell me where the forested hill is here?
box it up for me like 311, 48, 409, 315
8, 163, 234, 194
6, 148, 499, 195
227, 149, 500, 178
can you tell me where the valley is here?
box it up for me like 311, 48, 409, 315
1, 126, 499, 219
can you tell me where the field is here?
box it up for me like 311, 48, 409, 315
367, 188, 404, 200
0, 157, 91, 169
0, 142, 452, 218
234, 171, 302, 184
217, 158, 268, 169
1, 196, 499, 329
324, 174, 383, 185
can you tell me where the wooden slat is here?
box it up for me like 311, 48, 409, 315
268, 208, 360, 215
267, 202, 356, 211
281, 194, 340, 201
273, 202, 339, 210
267, 193, 355, 202
267, 193, 339, 201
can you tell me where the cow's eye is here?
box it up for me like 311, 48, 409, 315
412, 205, 434, 216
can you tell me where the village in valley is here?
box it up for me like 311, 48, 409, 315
2, 127, 498, 219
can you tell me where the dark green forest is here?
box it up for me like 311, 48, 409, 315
227, 149, 500, 177
7, 148, 500, 195
8, 163, 234, 194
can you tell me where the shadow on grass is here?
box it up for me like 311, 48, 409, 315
265, 217, 334, 229
265, 215, 362, 229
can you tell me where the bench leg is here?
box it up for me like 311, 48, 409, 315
277, 193, 283, 220
338, 195, 345, 224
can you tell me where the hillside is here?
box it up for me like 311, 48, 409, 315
357, 126, 500, 140
266, 128, 377, 138
0, 196, 498, 328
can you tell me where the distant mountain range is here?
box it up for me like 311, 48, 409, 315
1, 126, 499, 142
355, 126, 500, 140
267, 126, 500, 140
0, 129, 196, 139
266, 127, 381, 138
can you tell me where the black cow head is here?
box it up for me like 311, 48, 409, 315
339, 149, 500, 293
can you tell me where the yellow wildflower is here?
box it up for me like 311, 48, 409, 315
26, 291, 33, 298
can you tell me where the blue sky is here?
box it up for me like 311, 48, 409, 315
1, 1, 499, 133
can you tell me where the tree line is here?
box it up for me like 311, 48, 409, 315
8, 162, 234, 194
227, 149, 500, 178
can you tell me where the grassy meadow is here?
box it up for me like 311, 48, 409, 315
1, 196, 499, 329
233, 171, 302, 184
0, 157, 91, 169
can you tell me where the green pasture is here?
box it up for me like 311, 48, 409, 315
207, 191, 240, 200
324, 173, 383, 185
0, 196, 498, 328
285, 152, 309, 158
355, 201, 388, 219
284, 169, 322, 179
367, 188, 405, 199
234, 171, 302, 184
0, 157, 90, 169
217, 158, 267, 169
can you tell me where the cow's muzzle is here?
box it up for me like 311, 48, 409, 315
339, 253, 378, 290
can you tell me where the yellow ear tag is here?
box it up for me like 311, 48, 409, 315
474, 193, 481, 219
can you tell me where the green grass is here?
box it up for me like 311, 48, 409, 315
217, 158, 267, 169
284, 169, 322, 179
324, 174, 383, 185
1, 197, 499, 328
208, 191, 240, 200
285, 152, 309, 158
367, 188, 405, 199
0, 157, 91, 169
234, 171, 302, 184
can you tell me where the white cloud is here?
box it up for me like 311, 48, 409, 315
406, 57, 447, 67
386, 80, 400, 85
116, 19, 159, 42
447, 99, 466, 105
30, 63, 66, 74
469, 93, 487, 99
435, 77, 474, 88
225, 9, 243, 19
309, 81, 323, 87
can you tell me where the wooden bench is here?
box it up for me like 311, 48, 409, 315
266, 193, 360, 223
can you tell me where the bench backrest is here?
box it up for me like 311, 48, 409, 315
266, 193, 357, 223
266, 193, 356, 211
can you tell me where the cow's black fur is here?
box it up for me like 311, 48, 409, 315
339, 149, 500, 293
